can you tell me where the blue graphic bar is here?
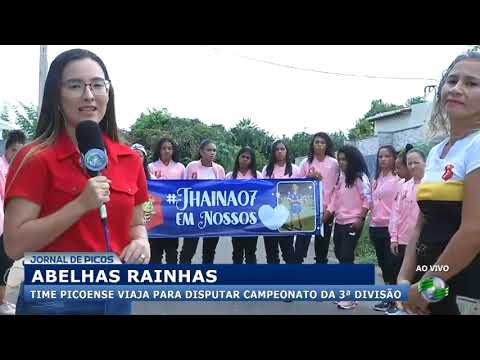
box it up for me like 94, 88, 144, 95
23, 285, 408, 302
24, 264, 375, 285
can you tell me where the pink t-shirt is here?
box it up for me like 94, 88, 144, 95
388, 178, 420, 245
261, 163, 301, 179
327, 173, 371, 225
299, 156, 339, 210
148, 160, 185, 180
226, 170, 263, 179
370, 172, 402, 227
185, 160, 226, 180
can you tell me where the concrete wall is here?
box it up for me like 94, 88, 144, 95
348, 136, 379, 156
375, 112, 410, 133
374, 102, 433, 134
392, 125, 426, 150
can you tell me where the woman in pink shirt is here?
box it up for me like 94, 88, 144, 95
326, 145, 370, 310
261, 140, 300, 264
295, 132, 339, 264
369, 145, 402, 312
147, 138, 186, 264
0, 130, 26, 315
387, 143, 413, 255
390, 150, 425, 278
148, 138, 186, 181
226, 146, 262, 264
386, 145, 412, 243
180, 139, 226, 264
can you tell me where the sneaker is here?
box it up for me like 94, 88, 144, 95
372, 301, 390, 312
337, 301, 358, 310
385, 303, 399, 315
385, 304, 407, 315
0, 302, 16, 315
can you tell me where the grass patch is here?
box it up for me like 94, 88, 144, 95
355, 213, 377, 265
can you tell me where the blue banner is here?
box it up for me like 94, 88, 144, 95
145, 179, 323, 238
24, 264, 374, 285
23, 285, 408, 302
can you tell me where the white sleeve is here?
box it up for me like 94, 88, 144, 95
362, 174, 372, 199
465, 134, 480, 175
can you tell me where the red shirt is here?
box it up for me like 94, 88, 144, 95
5, 131, 148, 255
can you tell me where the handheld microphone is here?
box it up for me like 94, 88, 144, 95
75, 121, 111, 251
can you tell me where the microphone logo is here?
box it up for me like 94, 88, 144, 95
83, 148, 108, 173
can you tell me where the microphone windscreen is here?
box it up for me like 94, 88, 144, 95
75, 121, 107, 176
75, 120, 105, 156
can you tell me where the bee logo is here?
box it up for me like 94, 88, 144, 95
442, 164, 455, 181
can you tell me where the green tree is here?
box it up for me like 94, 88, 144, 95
348, 118, 375, 141
286, 131, 311, 160
1, 103, 38, 140
230, 118, 273, 169
129, 107, 239, 170
0, 105, 9, 123
406, 96, 426, 107
329, 131, 347, 151
468, 45, 480, 53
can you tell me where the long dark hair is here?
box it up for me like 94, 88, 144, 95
142, 154, 151, 180
197, 139, 215, 160
7, 49, 119, 194
232, 146, 257, 179
266, 140, 292, 178
5, 130, 26, 150
307, 132, 335, 163
337, 145, 369, 187
398, 143, 414, 167
36, 48, 118, 143
152, 137, 179, 163
374, 145, 397, 180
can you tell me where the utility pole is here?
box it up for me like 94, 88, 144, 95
39, 45, 48, 110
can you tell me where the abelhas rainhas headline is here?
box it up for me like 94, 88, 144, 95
30, 269, 218, 284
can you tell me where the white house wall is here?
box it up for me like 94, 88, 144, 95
374, 102, 433, 134
375, 112, 411, 133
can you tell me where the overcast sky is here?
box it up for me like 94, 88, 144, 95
0, 45, 471, 137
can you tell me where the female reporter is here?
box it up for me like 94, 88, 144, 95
3, 49, 150, 315
399, 52, 480, 315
